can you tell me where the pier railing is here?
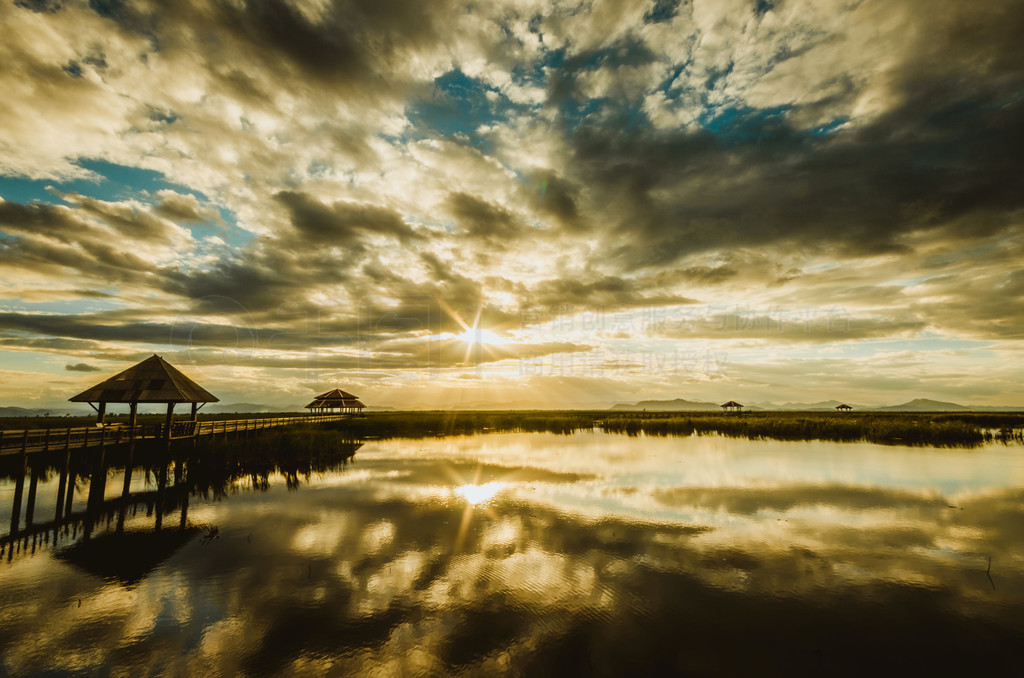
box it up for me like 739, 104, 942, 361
0, 414, 353, 456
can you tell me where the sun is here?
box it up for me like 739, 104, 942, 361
457, 327, 505, 345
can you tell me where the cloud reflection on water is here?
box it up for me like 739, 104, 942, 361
1, 432, 1023, 675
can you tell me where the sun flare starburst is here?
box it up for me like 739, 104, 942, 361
456, 327, 505, 346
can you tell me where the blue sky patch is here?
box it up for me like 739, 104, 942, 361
0, 158, 196, 204
407, 70, 505, 139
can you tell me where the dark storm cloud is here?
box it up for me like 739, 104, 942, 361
524, 170, 583, 231
0, 309, 590, 370
526, 275, 698, 310
0, 311, 258, 348
447, 191, 523, 242
0, 335, 100, 352
0, 196, 187, 269
65, 361, 102, 372
370, 335, 593, 368
0, 231, 157, 284
576, 89, 1024, 268
152, 190, 220, 224
556, 1, 1024, 269
276, 191, 419, 245
653, 313, 926, 343
84, 0, 455, 96
14, 0, 62, 13
0, 201, 78, 239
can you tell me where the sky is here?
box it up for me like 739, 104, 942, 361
0, 0, 1022, 411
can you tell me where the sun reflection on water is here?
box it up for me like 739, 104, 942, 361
454, 482, 505, 505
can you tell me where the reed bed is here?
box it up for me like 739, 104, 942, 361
326, 410, 1024, 448
600, 414, 990, 447
324, 411, 601, 438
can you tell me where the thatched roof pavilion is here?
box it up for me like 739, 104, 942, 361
835, 403, 853, 411
720, 400, 744, 413
69, 354, 218, 434
305, 388, 365, 414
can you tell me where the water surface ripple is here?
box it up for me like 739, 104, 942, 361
1, 431, 1023, 675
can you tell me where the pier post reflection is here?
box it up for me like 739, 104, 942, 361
9, 449, 26, 534
2, 432, 361, 579
25, 464, 40, 527
55, 446, 71, 521
64, 468, 76, 516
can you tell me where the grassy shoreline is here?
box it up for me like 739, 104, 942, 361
322, 410, 1024, 448
2, 410, 1022, 448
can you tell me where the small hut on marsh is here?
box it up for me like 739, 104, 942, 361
69, 354, 218, 437
835, 403, 853, 412
305, 388, 365, 415
720, 400, 744, 414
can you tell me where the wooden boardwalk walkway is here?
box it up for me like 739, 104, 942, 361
0, 414, 352, 457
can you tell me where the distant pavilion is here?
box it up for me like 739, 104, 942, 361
305, 388, 365, 415
69, 354, 219, 437
720, 400, 744, 414
835, 403, 853, 412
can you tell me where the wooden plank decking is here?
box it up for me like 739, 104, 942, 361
0, 414, 353, 456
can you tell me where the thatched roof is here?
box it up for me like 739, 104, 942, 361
720, 400, 743, 408
305, 388, 364, 410
314, 388, 359, 400
836, 403, 853, 410
69, 354, 219, 404
306, 398, 365, 410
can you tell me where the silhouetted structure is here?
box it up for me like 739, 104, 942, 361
305, 388, 365, 414
69, 354, 219, 437
57, 527, 200, 584
720, 400, 744, 413
836, 404, 853, 412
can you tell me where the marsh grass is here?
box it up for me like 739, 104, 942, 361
2, 410, 1022, 456
323, 411, 599, 438
600, 414, 990, 446
325, 410, 1024, 448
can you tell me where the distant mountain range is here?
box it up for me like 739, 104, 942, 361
0, 406, 89, 418
2, 398, 1019, 418
609, 397, 1020, 412
203, 402, 303, 414
610, 398, 722, 411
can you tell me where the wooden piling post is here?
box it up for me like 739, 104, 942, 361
164, 402, 175, 440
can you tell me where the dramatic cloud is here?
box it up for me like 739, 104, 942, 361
0, 0, 1022, 408
65, 362, 102, 372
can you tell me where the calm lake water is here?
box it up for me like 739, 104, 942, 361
2, 431, 1023, 676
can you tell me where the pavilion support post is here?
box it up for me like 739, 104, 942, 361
128, 402, 138, 432
96, 401, 107, 425
190, 402, 198, 421
164, 402, 175, 440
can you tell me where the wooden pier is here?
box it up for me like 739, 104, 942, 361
0, 414, 352, 457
